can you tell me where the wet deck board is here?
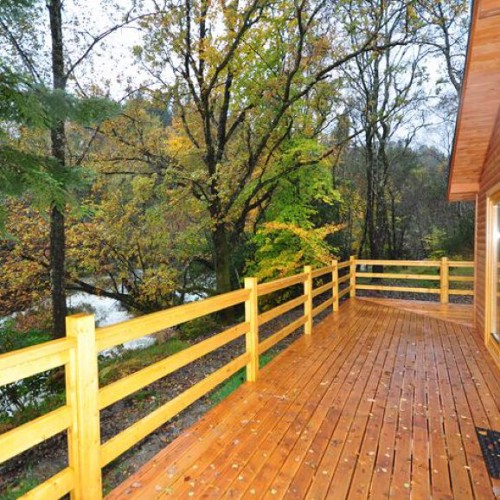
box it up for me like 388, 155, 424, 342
107, 298, 500, 499
359, 297, 474, 328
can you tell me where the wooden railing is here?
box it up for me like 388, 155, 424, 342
0, 260, 343, 499
353, 257, 474, 303
0, 257, 473, 498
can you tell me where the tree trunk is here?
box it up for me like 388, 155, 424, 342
50, 203, 67, 337
213, 224, 232, 296
212, 224, 239, 322
48, 0, 67, 338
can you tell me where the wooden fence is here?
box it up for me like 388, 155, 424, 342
0, 258, 473, 498
354, 257, 474, 303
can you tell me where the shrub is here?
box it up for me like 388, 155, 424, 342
178, 315, 219, 341
0, 321, 60, 421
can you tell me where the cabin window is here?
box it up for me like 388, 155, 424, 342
493, 202, 500, 343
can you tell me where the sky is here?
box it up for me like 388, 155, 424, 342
2, 0, 462, 153
63, 0, 153, 99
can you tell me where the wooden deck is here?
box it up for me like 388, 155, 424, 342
107, 298, 500, 499
359, 297, 475, 328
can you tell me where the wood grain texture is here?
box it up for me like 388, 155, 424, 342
99, 322, 249, 410
96, 289, 250, 351
66, 313, 102, 499
20, 468, 74, 500
0, 338, 72, 386
475, 107, 500, 368
360, 297, 474, 328
106, 298, 500, 499
449, 0, 500, 201
245, 277, 259, 382
0, 407, 71, 464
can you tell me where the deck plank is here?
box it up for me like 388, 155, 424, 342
423, 314, 453, 500
359, 297, 474, 328
303, 306, 397, 499
344, 306, 404, 499
176, 312, 366, 498
367, 309, 411, 500
106, 298, 500, 500
430, 316, 475, 499
229, 309, 379, 498
440, 320, 497, 498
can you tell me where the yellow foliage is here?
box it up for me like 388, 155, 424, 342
250, 221, 343, 282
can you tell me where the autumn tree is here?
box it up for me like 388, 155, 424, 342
246, 151, 342, 281
341, 0, 426, 261
416, 0, 468, 95
133, 0, 416, 295
416, 0, 469, 150
0, 99, 212, 316
0, 0, 147, 336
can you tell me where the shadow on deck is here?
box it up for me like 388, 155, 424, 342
108, 298, 500, 499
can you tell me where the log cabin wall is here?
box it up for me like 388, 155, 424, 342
475, 106, 500, 366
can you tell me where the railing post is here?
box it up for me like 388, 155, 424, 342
304, 265, 313, 334
440, 257, 449, 304
244, 278, 259, 382
332, 259, 339, 313
349, 256, 357, 298
66, 313, 102, 500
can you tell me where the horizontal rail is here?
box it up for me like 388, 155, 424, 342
448, 261, 474, 268
258, 295, 306, 327
2, 256, 476, 499
257, 273, 307, 297
312, 282, 332, 298
449, 289, 475, 296
96, 288, 250, 352
258, 316, 307, 355
356, 259, 441, 267
100, 353, 250, 466
356, 272, 440, 281
353, 258, 474, 301
99, 322, 249, 410
356, 284, 440, 294
0, 338, 73, 387
0, 406, 71, 463
311, 265, 333, 279
449, 276, 474, 282
20, 468, 74, 500
312, 297, 334, 318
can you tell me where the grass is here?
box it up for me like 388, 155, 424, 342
99, 338, 189, 386
0, 331, 281, 497
0, 338, 189, 432
0, 470, 39, 500
209, 351, 275, 407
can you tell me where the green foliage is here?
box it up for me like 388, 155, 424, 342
209, 352, 274, 407
246, 147, 341, 281
335, 143, 474, 260
0, 67, 43, 127
424, 218, 474, 260
0, 470, 40, 500
178, 315, 220, 341
0, 319, 52, 354
0, 63, 120, 234
0, 321, 61, 423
